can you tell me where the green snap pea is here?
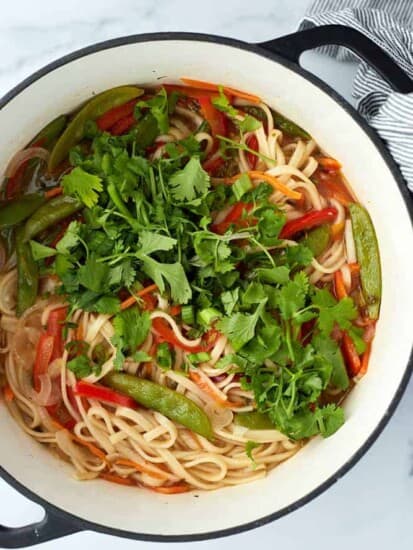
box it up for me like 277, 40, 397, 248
234, 411, 274, 430
32, 115, 67, 149
349, 203, 382, 319
300, 225, 330, 258
135, 113, 159, 150
104, 372, 213, 439
48, 86, 144, 171
271, 110, 310, 139
15, 225, 38, 316
24, 195, 82, 241
0, 193, 45, 230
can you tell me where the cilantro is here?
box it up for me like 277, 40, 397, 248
313, 290, 357, 334
156, 343, 173, 370
67, 355, 93, 378
29, 241, 56, 261
221, 288, 239, 315
62, 167, 103, 208
276, 272, 309, 320
218, 302, 265, 351
168, 157, 210, 203
111, 309, 150, 369
212, 87, 261, 134
135, 88, 170, 133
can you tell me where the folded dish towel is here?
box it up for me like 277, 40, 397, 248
299, 0, 413, 192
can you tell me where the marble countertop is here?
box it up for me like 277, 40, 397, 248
0, 1, 412, 549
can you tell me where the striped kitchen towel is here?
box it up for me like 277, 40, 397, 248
299, 0, 413, 191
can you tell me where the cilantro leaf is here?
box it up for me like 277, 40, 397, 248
139, 231, 177, 255
313, 334, 349, 390
29, 241, 56, 261
67, 355, 93, 378
221, 288, 239, 315
276, 271, 309, 320
168, 157, 210, 203
140, 256, 192, 304
218, 302, 265, 351
62, 167, 103, 208
112, 309, 150, 370
135, 88, 170, 133
78, 254, 109, 293
56, 221, 81, 255
314, 292, 357, 334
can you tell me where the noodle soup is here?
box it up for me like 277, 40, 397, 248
0, 80, 381, 493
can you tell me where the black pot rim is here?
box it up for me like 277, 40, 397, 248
1, 31, 412, 544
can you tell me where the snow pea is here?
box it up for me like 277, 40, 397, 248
24, 195, 82, 241
0, 193, 45, 230
349, 203, 381, 319
104, 372, 213, 440
15, 225, 38, 316
272, 110, 310, 139
48, 86, 144, 171
234, 411, 274, 430
300, 224, 330, 258
32, 115, 67, 149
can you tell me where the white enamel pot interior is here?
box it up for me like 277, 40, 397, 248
0, 35, 412, 541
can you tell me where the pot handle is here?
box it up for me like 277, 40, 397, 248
257, 24, 413, 94
0, 508, 81, 548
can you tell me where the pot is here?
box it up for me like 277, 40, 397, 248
1, 25, 412, 547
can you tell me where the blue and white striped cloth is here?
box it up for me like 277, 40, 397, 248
299, 0, 413, 191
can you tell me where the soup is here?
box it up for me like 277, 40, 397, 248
0, 80, 381, 492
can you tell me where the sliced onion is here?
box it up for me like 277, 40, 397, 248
28, 373, 61, 406
5, 147, 49, 178
204, 403, 233, 430
345, 219, 357, 263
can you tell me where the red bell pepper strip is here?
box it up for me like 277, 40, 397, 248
341, 333, 361, 377
74, 381, 137, 409
211, 202, 253, 234
202, 155, 225, 175
46, 307, 68, 361
152, 318, 204, 352
96, 99, 137, 131
246, 134, 259, 169
33, 334, 55, 392
197, 96, 228, 137
280, 207, 338, 239
47, 400, 76, 430
110, 114, 136, 136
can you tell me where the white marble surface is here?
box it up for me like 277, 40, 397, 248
0, 1, 412, 549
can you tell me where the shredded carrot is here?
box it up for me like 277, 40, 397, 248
3, 385, 15, 402
331, 221, 345, 240
113, 458, 168, 480
359, 342, 372, 375
52, 421, 109, 464
224, 171, 302, 201
151, 484, 190, 494
189, 371, 236, 408
100, 472, 135, 486
75, 323, 83, 341
348, 262, 360, 274
318, 157, 341, 171
45, 187, 63, 199
180, 78, 261, 103
120, 284, 158, 311
334, 270, 347, 300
